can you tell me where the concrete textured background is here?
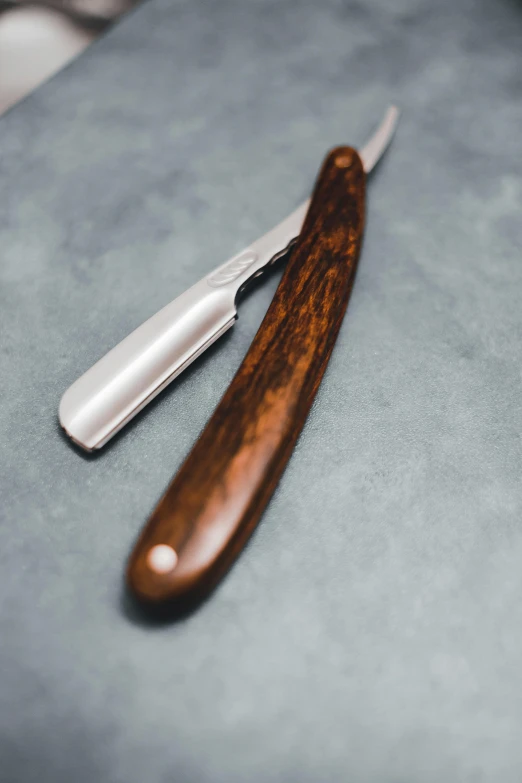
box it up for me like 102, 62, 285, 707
1, 0, 522, 780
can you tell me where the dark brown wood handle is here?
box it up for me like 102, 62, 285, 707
127, 146, 366, 609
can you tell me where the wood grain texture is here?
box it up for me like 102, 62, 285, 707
127, 146, 366, 609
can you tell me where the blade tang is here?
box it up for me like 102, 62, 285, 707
359, 105, 399, 173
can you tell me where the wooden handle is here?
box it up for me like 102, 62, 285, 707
127, 146, 366, 608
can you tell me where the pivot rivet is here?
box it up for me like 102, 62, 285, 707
335, 153, 353, 168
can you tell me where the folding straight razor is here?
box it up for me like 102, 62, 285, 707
59, 107, 399, 452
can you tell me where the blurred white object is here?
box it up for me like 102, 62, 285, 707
0, 5, 94, 114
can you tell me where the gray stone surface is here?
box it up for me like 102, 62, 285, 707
1, 0, 522, 780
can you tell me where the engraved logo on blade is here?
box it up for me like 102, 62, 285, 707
207, 250, 258, 288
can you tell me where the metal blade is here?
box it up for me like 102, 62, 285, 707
59, 107, 400, 450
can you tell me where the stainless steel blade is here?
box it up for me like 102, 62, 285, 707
59, 106, 399, 451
